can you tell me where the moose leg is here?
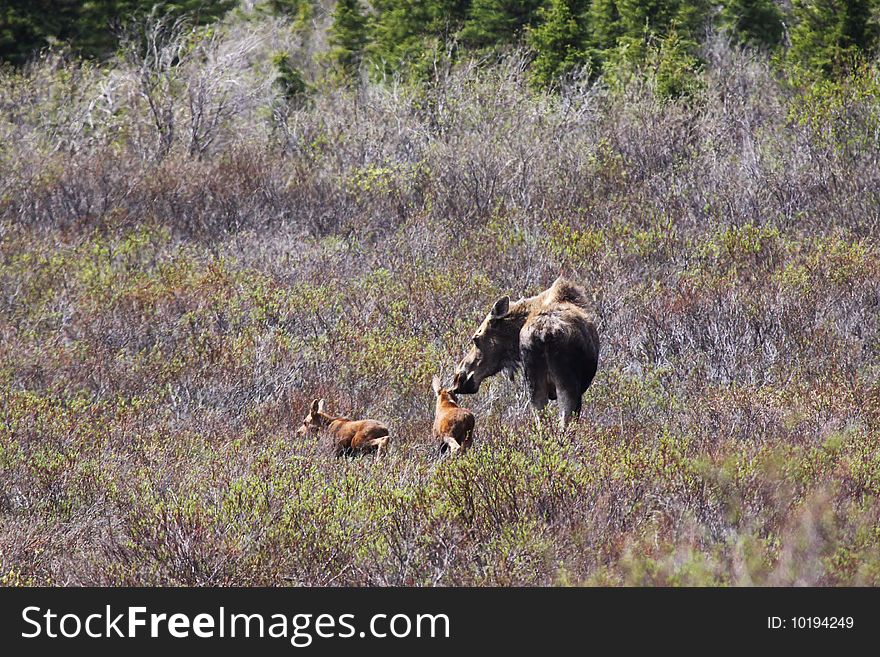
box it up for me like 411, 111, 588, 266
560, 326, 598, 428
530, 382, 550, 411
558, 390, 582, 428
550, 366, 584, 429
525, 378, 551, 429
522, 348, 550, 415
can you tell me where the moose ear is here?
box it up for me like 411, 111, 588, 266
310, 399, 320, 414
317, 399, 325, 413
432, 375, 442, 395
490, 295, 510, 319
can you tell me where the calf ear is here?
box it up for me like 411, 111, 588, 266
310, 399, 320, 414
432, 375, 442, 395
491, 295, 510, 319
317, 399, 326, 413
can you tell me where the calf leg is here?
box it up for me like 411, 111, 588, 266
366, 435, 389, 457
352, 432, 390, 456
440, 435, 461, 455
460, 430, 473, 452
371, 435, 390, 453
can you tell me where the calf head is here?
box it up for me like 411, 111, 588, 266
297, 398, 327, 436
432, 375, 459, 406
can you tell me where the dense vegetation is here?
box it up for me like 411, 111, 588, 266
4, 1, 880, 84
0, 4, 879, 585
0, 1, 236, 64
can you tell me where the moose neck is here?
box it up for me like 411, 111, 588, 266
437, 393, 458, 411
496, 298, 532, 364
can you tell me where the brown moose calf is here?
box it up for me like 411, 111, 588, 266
297, 399, 390, 457
432, 376, 476, 454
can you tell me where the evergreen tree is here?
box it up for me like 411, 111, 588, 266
789, 0, 879, 74
0, 0, 235, 64
614, 0, 678, 40
617, 0, 710, 46
649, 29, 704, 98
369, 0, 469, 77
328, 0, 370, 80
273, 51, 309, 105
0, 0, 82, 65
261, 0, 312, 16
460, 0, 545, 49
528, 0, 590, 86
720, 0, 785, 48
585, 0, 622, 67
604, 0, 710, 69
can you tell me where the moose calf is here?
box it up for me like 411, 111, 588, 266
297, 399, 390, 457
432, 376, 475, 454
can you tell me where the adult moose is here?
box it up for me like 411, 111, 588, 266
452, 277, 599, 427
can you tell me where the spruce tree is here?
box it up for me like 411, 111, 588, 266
0, 0, 81, 64
328, 0, 370, 80
587, 0, 622, 53
528, 0, 590, 86
460, 0, 545, 49
369, 0, 469, 77
613, 0, 710, 46
789, 0, 879, 74
262, 0, 312, 16
0, 0, 235, 64
720, 0, 785, 48
273, 52, 309, 105
601, 0, 709, 73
